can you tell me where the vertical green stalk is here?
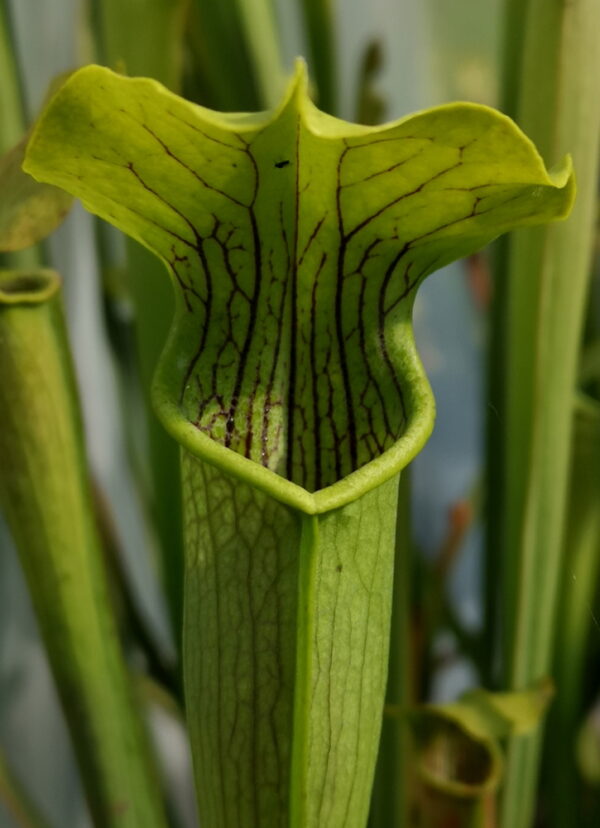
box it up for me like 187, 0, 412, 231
546, 397, 600, 826
483, 0, 533, 687
124, 242, 184, 636
0, 0, 40, 271
499, 1, 600, 826
234, 0, 285, 108
186, 0, 260, 110
298, 0, 337, 113
0, 0, 24, 149
92, 0, 188, 640
92, 0, 187, 93
499, 0, 531, 119
0, 270, 167, 828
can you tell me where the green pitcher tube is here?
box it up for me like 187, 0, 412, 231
0, 270, 167, 828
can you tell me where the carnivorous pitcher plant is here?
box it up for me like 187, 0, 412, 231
23, 60, 574, 827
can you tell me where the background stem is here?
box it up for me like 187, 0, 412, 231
298, 0, 337, 113
498, 1, 600, 825
0, 0, 24, 149
545, 397, 600, 826
483, 0, 533, 689
0, 270, 167, 828
91, 0, 187, 645
0, 0, 40, 271
234, 0, 285, 108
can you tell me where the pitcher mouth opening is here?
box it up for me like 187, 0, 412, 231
0, 270, 60, 305
417, 715, 502, 798
152, 328, 435, 516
